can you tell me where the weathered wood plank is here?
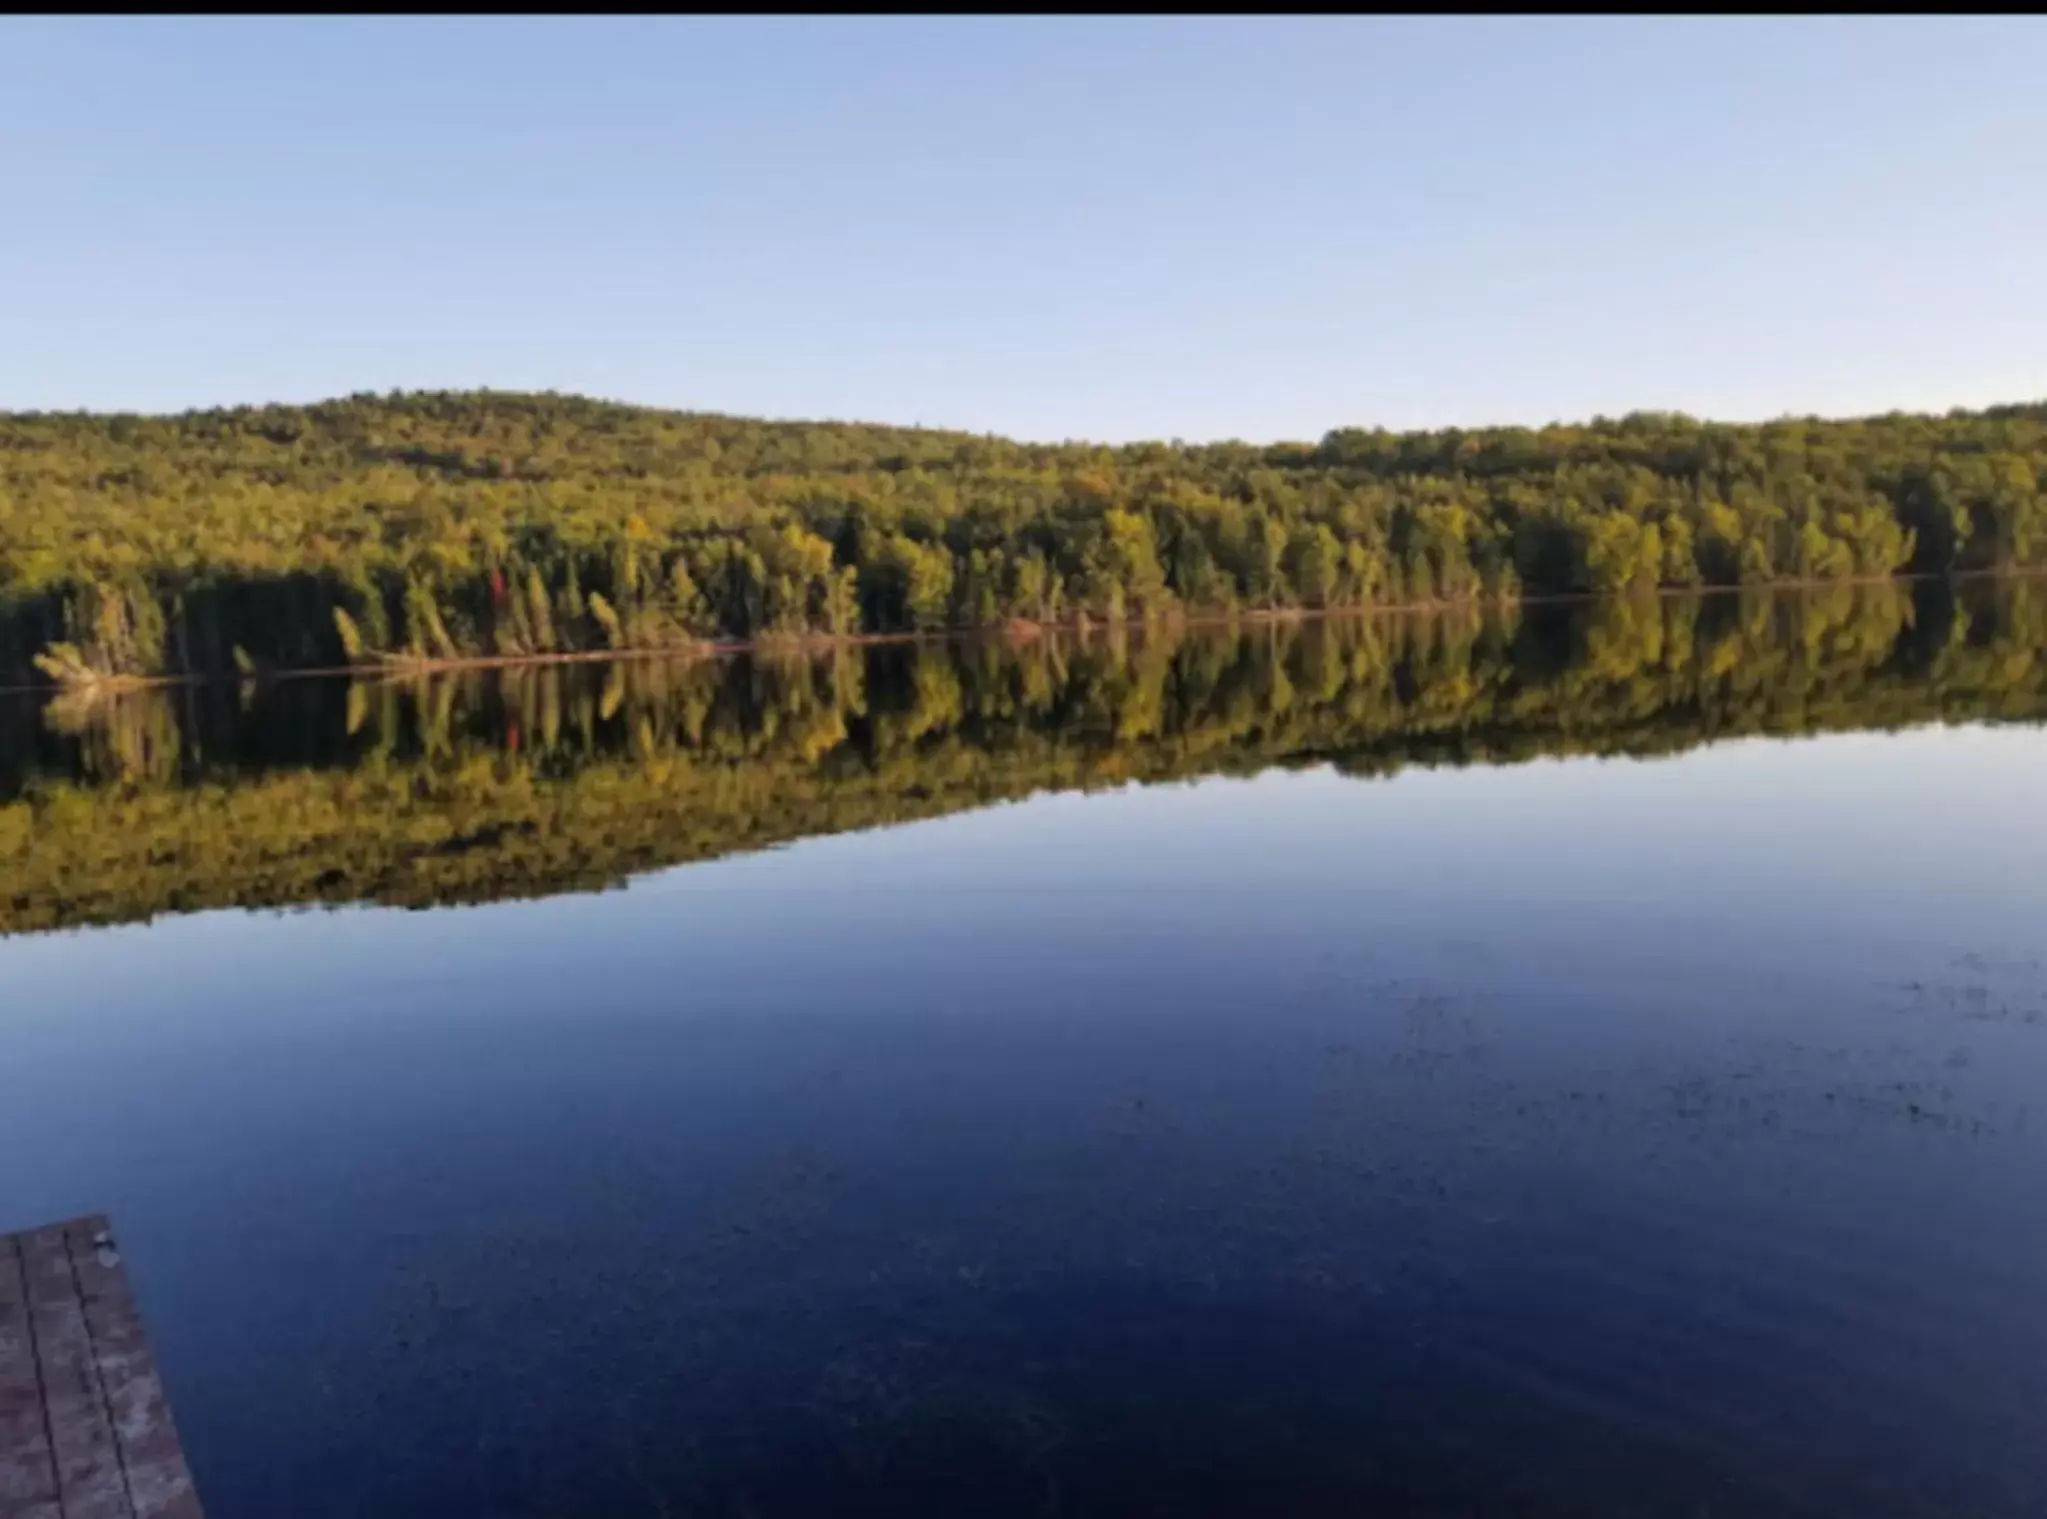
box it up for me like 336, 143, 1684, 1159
0, 1230, 63, 1519
21, 1219, 131, 1519
2, 1216, 205, 1519
66, 1220, 203, 1519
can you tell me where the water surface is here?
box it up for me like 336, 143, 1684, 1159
4, 586, 2046, 1517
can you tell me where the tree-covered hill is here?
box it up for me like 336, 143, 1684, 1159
3, 390, 2043, 684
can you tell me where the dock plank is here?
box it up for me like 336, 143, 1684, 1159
0, 1231, 62, 1519
1, 1216, 202, 1519
21, 1221, 130, 1519
66, 1222, 202, 1519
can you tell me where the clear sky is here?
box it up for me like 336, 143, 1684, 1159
3, 17, 2044, 441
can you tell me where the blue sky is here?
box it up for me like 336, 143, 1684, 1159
3, 17, 2044, 441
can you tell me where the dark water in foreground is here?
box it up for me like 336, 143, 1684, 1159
3, 588, 2047, 1517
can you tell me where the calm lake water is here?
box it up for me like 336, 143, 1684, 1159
4, 585, 2047, 1517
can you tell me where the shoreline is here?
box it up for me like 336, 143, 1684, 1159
5, 565, 2039, 699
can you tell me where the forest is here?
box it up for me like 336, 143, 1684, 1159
2, 391, 2045, 685
4, 578, 2044, 936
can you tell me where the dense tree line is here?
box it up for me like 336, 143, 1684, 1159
4, 579, 2044, 935
2, 392, 2044, 684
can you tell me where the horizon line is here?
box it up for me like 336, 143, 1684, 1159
4, 385, 2045, 451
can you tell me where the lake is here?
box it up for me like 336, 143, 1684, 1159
4, 582, 2047, 1517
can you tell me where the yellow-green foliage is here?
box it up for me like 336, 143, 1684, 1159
1, 393, 2044, 682
3, 581, 2044, 938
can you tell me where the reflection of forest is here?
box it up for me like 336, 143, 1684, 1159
3, 580, 2043, 936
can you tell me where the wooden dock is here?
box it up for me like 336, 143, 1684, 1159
1, 1216, 202, 1519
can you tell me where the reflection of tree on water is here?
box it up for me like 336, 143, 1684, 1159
2, 580, 2044, 935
